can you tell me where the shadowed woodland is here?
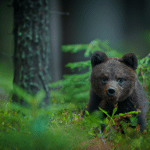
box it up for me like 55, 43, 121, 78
0, 0, 150, 149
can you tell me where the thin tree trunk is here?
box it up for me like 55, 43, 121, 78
13, 0, 51, 106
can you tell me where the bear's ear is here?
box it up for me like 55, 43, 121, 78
120, 53, 138, 70
91, 51, 108, 67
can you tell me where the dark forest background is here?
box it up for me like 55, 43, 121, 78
0, 0, 150, 86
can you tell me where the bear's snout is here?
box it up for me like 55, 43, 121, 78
107, 87, 116, 97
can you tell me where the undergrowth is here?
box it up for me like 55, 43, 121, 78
0, 39, 149, 150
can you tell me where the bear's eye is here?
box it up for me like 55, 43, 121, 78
102, 77, 108, 83
117, 78, 124, 84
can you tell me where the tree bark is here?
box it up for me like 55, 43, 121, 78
13, 0, 51, 106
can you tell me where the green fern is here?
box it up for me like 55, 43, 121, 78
50, 40, 123, 109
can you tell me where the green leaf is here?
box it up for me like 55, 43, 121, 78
112, 105, 118, 117
130, 117, 138, 126
85, 110, 89, 116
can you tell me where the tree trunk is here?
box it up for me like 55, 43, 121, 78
13, 0, 51, 107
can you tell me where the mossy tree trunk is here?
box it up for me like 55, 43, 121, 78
13, 0, 51, 106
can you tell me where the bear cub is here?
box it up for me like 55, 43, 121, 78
86, 51, 148, 132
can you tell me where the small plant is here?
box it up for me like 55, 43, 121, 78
137, 53, 150, 96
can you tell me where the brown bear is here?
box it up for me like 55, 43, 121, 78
86, 51, 148, 132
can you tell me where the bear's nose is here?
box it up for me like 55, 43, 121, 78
107, 88, 116, 97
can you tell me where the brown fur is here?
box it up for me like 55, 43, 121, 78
86, 51, 148, 132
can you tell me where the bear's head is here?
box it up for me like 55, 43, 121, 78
90, 51, 138, 108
